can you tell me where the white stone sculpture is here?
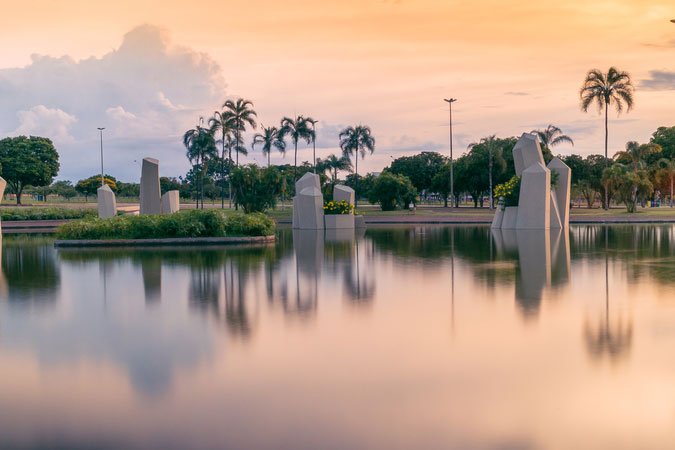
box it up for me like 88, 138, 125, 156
97, 185, 117, 219
0, 177, 6, 233
161, 190, 180, 214
355, 215, 366, 229
516, 162, 550, 229
140, 157, 161, 215
293, 173, 323, 229
491, 133, 571, 230
548, 157, 571, 227
333, 184, 355, 206
294, 186, 324, 230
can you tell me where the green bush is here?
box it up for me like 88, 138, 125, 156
368, 172, 418, 211
231, 165, 281, 213
224, 212, 276, 237
56, 210, 275, 240
0, 207, 97, 221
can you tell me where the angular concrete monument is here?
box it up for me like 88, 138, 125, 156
140, 157, 161, 215
333, 184, 355, 205
516, 162, 550, 229
294, 186, 324, 230
513, 132, 545, 176
97, 185, 117, 219
548, 157, 571, 227
0, 177, 5, 233
161, 190, 180, 214
492, 133, 572, 230
293, 173, 323, 229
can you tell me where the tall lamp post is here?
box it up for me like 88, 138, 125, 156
97, 127, 105, 187
443, 98, 457, 208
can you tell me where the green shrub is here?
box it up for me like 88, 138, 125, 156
231, 165, 281, 213
224, 212, 275, 237
56, 210, 275, 240
368, 172, 418, 211
0, 207, 97, 221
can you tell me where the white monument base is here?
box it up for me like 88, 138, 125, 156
325, 214, 355, 229
97, 185, 117, 219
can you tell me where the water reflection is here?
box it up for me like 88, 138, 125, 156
1, 226, 675, 449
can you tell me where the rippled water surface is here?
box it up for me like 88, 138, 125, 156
2, 225, 675, 450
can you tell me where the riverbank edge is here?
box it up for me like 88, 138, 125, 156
53, 235, 276, 247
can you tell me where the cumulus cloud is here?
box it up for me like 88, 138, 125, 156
640, 70, 675, 91
0, 24, 227, 181
13, 105, 77, 142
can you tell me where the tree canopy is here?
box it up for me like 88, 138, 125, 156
0, 136, 60, 205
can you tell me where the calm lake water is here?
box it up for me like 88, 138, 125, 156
1, 225, 675, 450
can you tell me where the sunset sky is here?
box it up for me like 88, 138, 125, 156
1, 0, 674, 181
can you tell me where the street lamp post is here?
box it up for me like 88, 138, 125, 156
443, 98, 457, 208
97, 127, 105, 187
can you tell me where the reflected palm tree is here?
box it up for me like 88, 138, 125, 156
224, 258, 254, 338
189, 267, 221, 318
343, 236, 376, 304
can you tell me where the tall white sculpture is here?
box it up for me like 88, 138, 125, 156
0, 177, 6, 233
140, 157, 161, 215
492, 133, 571, 230
293, 173, 324, 229
97, 185, 117, 219
161, 190, 180, 214
333, 184, 355, 205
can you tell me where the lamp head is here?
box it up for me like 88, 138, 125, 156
443, 98, 457, 103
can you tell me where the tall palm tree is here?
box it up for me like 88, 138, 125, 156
317, 154, 352, 183
580, 67, 635, 209
339, 125, 375, 208
468, 135, 502, 211
252, 125, 286, 167
279, 115, 313, 180
531, 125, 574, 153
183, 118, 217, 209
305, 117, 318, 173
222, 98, 257, 167
208, 110, 235, 208
614, 141, 661, 171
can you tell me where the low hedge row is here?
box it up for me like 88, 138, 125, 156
55, 210, 275, 240
0, 207, 97, 221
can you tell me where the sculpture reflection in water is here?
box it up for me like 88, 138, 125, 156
491, 228, 570, 318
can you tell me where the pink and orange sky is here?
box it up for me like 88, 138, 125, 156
1, 0, 674, 181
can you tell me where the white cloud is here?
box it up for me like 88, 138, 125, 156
13, 105, 77, 142
0, 24, 227, 181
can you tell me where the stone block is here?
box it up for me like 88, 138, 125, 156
295, 172, 321, 194
140, 157, 161, 215
355, 215, 366, 228
97, 185, 117, 219
293, 186, 324, 229
333, 184, 355, 206
161, 190, 180, 214
325, 214, 355, 229
501, 206, 519, 229
550, 191, 562, 229
548, 157, 571, 227
491, 200, 505, 229
516, 162, 550, 229
513, 133, 545, 176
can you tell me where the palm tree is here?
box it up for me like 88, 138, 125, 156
208, 110, 234, 208
614, 141, 661, 171
252, 125, 286, 167
655, 158, 675, 207
580, 67, 635, 209
222, 98, 257, 167
468, 135, 502, 211
339, 125, 375, 208
279, 115, 313, 181
305, 117, 318, 173
317, 154, 352, 183
531, 125, 574, 155
183, 118, 217, 209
